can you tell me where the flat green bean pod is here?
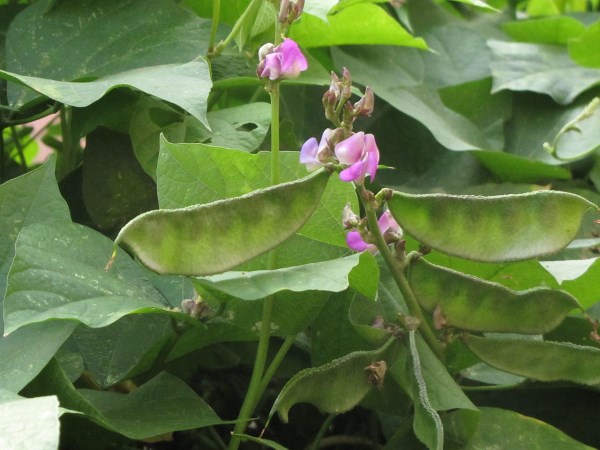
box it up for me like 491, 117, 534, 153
387, 190, 596, 262
115, 169, 330, 276
464, 335, 600, 385
408, 257, 581, 334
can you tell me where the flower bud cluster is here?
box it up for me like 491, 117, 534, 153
344, 208, 402, 254
323, 68, 374, 129
301, 69, 380, 184
279, 0, 305, 26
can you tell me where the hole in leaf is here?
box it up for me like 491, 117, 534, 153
235, 122, 258, 132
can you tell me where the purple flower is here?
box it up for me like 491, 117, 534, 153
346, 211, 400, 253
300, 128, 333, 171
334, 132, 380, 183
257, 38, 308, 81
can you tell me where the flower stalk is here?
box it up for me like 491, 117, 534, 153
357, 185, 444, 360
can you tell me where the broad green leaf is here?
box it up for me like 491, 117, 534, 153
505, 93, 600, 164
462, 407, 594, 449
502, 17, 585, 45
270, 337, 400, 423
332, 46, 492, 151
82, 128, 157, 231
5, 0, 211, 108
557, 258, 600, 309
312, 291, 374, 366
439, 78, 510, 151
384, 86, 491, 151
70, 315, 174, 389
116, 169, 330, 276
0, 60, 212, 127
156, 140, 356, 267
0, 392, 60, 450
464, 335, 600, 385
408, 257, 580, 334
569, 20, 600, 68
193, 254, 361, 300
303, 0, 337, 22
0, 321, 77, 392
130, 101, 271, 178
0, 155, 69, 333
4, 222, 187, 335
472, 151, 571, 182
290, 3, 427, 49
387, 190, 596, 262
331, 46, 423, 90
488, 40, 600, 105
28, 360, 230, 440
420, 24, 491, 88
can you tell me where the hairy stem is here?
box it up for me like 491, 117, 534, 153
357, 185, 443, 360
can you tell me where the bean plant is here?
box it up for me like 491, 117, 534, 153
1, 0, 600, 449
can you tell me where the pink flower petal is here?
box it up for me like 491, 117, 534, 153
339, 160, 366, 182
300, 137, 323, 171
346, 231, 370, 252
364, 134, 380, 180
279, 38, 308, 76
335, 132, 365, 165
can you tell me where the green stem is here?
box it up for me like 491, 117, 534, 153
357, 185, 443, 360
269, 85, 280, 185
307, 414, 336, 450
255, 334, 295, 404
208, 0, 221, 56
228, 298, 274, 450
10, 126, 28, 172
56, 105, 78, 180
0, 125, 6, 183
228, 63, 283, 450
214, 0, 262, 57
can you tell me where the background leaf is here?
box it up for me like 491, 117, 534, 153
488, 40, 600, 105
0, 321, 77, 392
0, 61, 212, 126
462, 407, 594, 449
569, 20, 600, 68
0, 155, 69, 333
0, 391, 61, 450
27, 360, 231, 440
4, 222, 184, 335
5, 0, 211, 108
193, 254, 361, 300
290, 3, 427, 49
